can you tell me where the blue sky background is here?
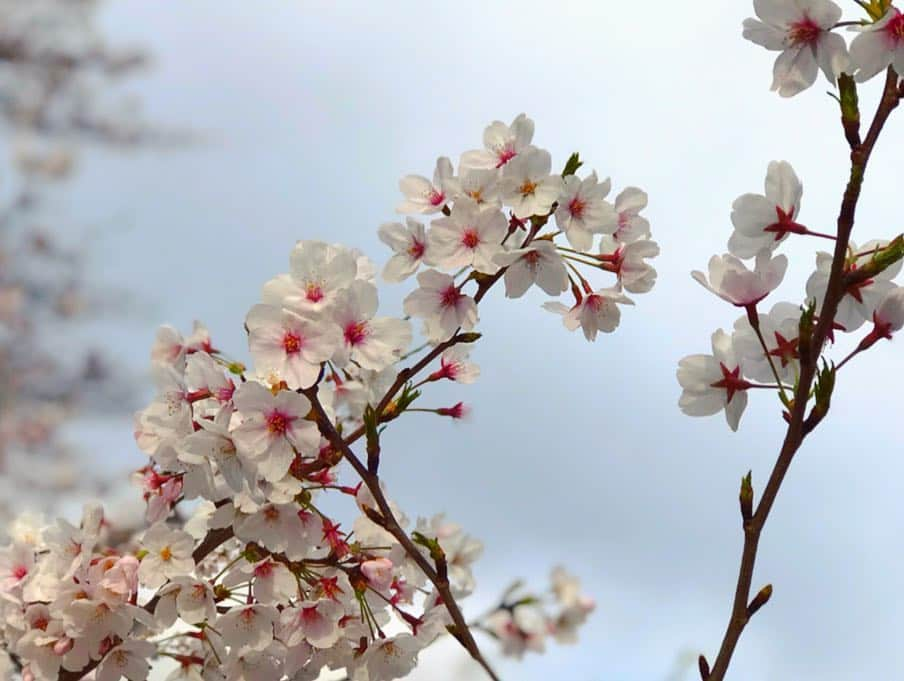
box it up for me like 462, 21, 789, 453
36, 2, 904, 679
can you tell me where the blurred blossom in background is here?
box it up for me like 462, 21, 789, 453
2, 2, 904, 680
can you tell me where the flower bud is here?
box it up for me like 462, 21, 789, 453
361, 558, 394, 591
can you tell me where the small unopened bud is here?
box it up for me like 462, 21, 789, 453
437, 402, 469, 419
739, 471, 754, 523
361, 558, 394, 591
698, 654, 711, 680
747, 583, 773, 617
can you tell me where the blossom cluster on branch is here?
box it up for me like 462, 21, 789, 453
0, 114, 638, 680
679, 0, 904, 432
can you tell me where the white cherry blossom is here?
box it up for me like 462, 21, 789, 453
396, 157, 453, 214
850, 7, 904, 82
493, 240, 569, 298
677, 329, 750, 431
499, 148, 562, 219
554, 171, 617, 251
743, 0, 850, 96
378, 218, 433, 282
460, 113, 534, 170
729, 161, 804, 258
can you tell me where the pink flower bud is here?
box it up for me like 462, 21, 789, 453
361, 558, 394, 591
53, 637, 74, 656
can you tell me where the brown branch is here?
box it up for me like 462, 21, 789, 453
302, 385, 502, 681
703, 67, 901, 681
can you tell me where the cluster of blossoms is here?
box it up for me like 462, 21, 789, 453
679, 0, 904, 431
0, 114, 613, 680
385, 113, 658, 342
742, 0, 904, 96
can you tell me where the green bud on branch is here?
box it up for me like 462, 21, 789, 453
747, 583, 773, 617
739, 471, 754, 523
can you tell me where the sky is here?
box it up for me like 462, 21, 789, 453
40, 1, 904, 680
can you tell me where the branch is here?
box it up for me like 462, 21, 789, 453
703, 67, 901, 681
302, 385, 502, 681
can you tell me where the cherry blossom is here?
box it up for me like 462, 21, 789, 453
873, 285, 904, 335
378, 218, 434, 282
445, 166, 501, 207
678, 329, 751, 431
403, 269, 478, 341
543, 287, 634, 341
612, 187, 651, 244
499, 148, 563, 219
246, 304, 341, 389
728, 161, 804, 258
96, 639, 156, 681
219, 604, 278, 655
428, 197, 507, 273
732, 301, 802, 384
137, 523, 195, 589
849, 6, 904, 82
426, 347, 481, 384
598, 236, 660, 294
263, 240, 357, 314
554, 171, 617, 251
692, 250, 788, 308
805, 239, 902, 332
396, 157, 454, 214
331, 281, 412, 371
459, 113, 534, 170
493, 240, 569, 298
231, 381, 320, 482
742, 0, 850, 96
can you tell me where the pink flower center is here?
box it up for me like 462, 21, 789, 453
710, 362, 752, 404
885, 10, 904, 44
344, 320, 369, 346
266, 410, 293, 435
568, 196, 586, 219
305, 282, 324, 303
254, 560, 274, 578
495, 147, 517, 168
301, 605, 320, 623
407, 239, 425, 259
282, 331, 303, 355
585, 294, 604, 312
12, 565, 27, 580
461, 228, 480, 250
428, 189, 445, 206
440, 285, 462, 308
263, 505, 281, 522
216, 381, 236, 402
788, 17, 821, 46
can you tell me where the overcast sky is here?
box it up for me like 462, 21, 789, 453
47, 2, 904, 679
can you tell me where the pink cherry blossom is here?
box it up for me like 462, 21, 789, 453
692, 250, 788, 307
246, 304, 341, 389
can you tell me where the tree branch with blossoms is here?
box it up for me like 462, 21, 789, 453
680, 2, 904, 679
0, 113, 654, 681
